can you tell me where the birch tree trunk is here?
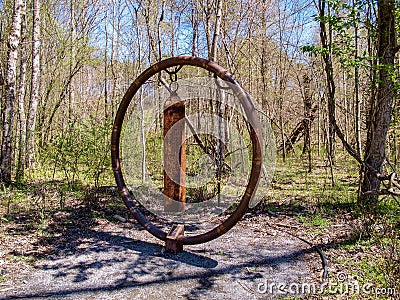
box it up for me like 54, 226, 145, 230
16, 0, 27, 180
26, 0, 40, 168
0, 0, 25, 183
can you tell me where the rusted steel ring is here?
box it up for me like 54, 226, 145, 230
111, 56, 262, 245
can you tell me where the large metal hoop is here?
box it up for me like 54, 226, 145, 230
111, 56, 262, 245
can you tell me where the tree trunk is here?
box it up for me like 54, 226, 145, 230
210, 0, 222, 62
353, 0, 362, 156
302, 74, 312, 172
26, 0, 40, 168
208, 0, 223, 203
318, 0, 336, 185
191, 5, 197, 56
260, 0, 268, 112
140, 91, 146, 183
136, 16, 145, 183
104, 7, 109, 121
68, 0, 75, 120
361, 0, 397, 209
16, 0, 27, 181
343, 71, 349, 142
0, 0, 25, 183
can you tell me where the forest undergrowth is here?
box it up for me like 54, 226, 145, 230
0, 148, 399, 299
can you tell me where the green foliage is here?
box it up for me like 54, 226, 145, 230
304, 0, 376, 73
44, 116, 112, 187
186, 136, 208, 177
297, 213, 332, 227
145, 130, 164, 180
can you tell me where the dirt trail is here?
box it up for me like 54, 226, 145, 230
0, 213, 321, 300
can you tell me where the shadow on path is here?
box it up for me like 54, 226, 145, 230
2, 226, 312, 300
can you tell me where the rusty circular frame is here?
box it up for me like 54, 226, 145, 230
111, 56, 262, 245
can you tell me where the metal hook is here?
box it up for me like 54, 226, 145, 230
165, 65, 183, 82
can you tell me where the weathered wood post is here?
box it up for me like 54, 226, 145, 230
163, 91, 186, 253
163, 92, 186, 212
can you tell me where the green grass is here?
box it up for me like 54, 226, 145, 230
297, 213, 332, 227
7, 254, 38, 265
261, 153, 359, 220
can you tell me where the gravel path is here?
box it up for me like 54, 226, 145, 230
1, 214, 321, 300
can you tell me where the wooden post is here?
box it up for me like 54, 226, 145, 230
165, 224, 184, 253
163, 92, 186, 212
